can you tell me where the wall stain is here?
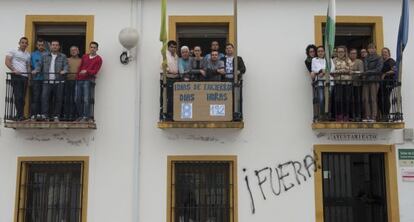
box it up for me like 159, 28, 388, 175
24, 131, 93, 147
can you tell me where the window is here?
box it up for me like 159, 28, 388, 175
322, 24, 373, 53
314, 16, 384, 52
158, 16, 244, 129
15, 157, 89, 222
311, 16, 404, 129
314, 145, 400, 222
176, 24, 229, 56
3, 15, 96, 129
35, 24, 87, 56
167, 156, 238, 222
25, 15, 94, 55
169, 16, 235, 50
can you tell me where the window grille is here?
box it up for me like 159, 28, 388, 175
173, 161, 232, 222
18, 162, 83, 222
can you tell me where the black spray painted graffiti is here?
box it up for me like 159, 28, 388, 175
243, 154, 319, 214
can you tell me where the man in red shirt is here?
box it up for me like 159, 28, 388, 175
75, 41, 102, 122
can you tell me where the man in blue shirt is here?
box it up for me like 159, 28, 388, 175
30, 38, 47, 120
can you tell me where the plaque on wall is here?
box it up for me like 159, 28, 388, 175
173, 82, 233, 121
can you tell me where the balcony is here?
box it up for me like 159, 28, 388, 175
4, 73, 96, 129
311, 74, 404, 130
158, 78, 243, 129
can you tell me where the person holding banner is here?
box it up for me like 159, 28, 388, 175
191, 46, 206, 80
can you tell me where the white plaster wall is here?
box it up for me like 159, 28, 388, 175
0, 1, 140, 222
138, 0, 414, 222
0, 0, 413, 222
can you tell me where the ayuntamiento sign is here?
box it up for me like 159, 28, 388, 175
173, 82, 233, 121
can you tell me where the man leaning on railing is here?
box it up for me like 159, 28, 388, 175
32, 40, 68, 122
203, 50, 225, 81
4, 37, 31, 121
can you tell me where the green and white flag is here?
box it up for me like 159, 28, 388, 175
324, 0, 335, 113
324, 0, 335, 72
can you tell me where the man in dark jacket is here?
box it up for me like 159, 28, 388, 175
220, 43, 246, 81
33, 40, 68, 121
362, 43, 383, 122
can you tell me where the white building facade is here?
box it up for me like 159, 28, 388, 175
0, 0, 414, 222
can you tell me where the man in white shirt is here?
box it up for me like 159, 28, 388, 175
32, 40, 68, 121
161, 40, 179, 119
5, 37, 31, 120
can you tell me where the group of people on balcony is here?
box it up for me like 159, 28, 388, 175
5, 37, 103, 122
162, 40, 246, 81
305, 43, 398, 122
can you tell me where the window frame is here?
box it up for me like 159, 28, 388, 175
166, 155, 238, 222
25, 15, 94, 52
169, 16, 235, 44
313, 145, 400, 222
14, 156, 89, 222
314, 15, 384, 53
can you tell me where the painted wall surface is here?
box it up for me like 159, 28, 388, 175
0, 0, 413, 222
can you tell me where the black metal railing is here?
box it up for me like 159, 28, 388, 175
159, 74, 243, 122
311, 73, 403, 123
4, 72, 95, 123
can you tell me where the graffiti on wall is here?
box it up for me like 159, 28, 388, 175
243, 153, 318, 214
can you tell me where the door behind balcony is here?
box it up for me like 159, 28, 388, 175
322, 152, 388, 222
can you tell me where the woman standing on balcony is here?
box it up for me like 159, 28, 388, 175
378, 47, 396, 121
191, 46, 206, 80
333, 46, 351, 122
311, 46, 334, 121
349, 48, 364, 122
305, 44, 317, 75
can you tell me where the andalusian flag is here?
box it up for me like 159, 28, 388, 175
160, 0, 168, 71
396, 0, 409, 81
324, 0, 335, 72
324, 0, 335, 113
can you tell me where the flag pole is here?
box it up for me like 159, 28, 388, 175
324, 0, 335, 116
160, 0, 168, 119
233, 0, 241, 120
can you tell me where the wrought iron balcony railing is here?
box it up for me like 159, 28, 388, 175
310, 72, 403, 128
4, 72, 96, 129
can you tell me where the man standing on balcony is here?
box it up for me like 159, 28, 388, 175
75, 41, 103, 122
5, 37, 31, 121
30, 38, 47, 120
203, 50, 225, 81
221, 43, 246, 81
178, 46, 192, 81
161, 40, 178, 119
33, 40, 68, 122
64, 46, 82, 121
204, 41, 225, 61
362, 43, 383, 122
